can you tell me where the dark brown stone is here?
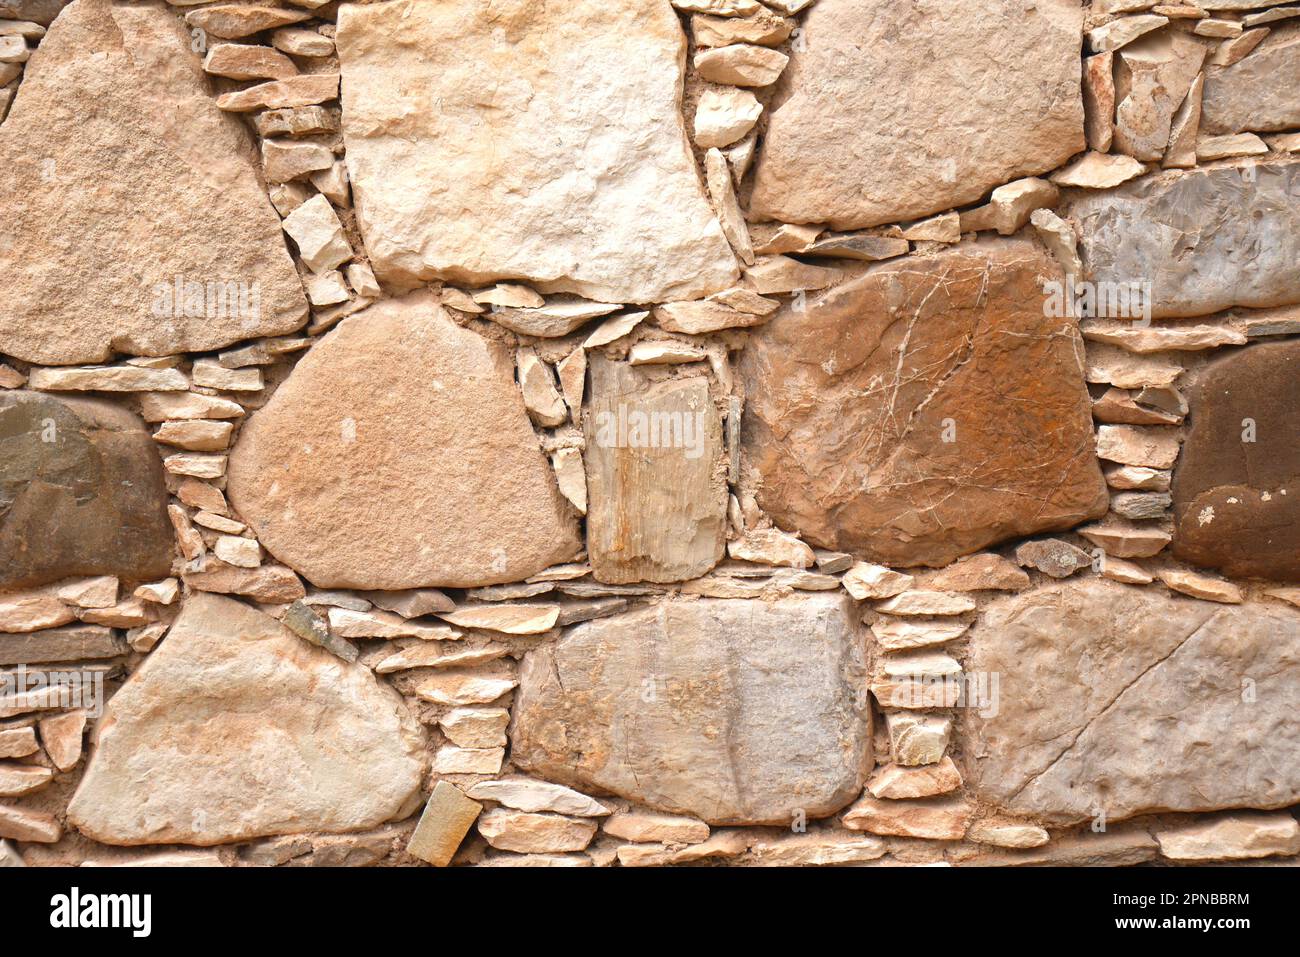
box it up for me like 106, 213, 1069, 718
1172, 341, 1300, 580
0, 393, 173, 589
739, 239, 1108, 567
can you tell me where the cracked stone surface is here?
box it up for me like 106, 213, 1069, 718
227, 291, 582, 589
510, 593, 871, 825
0, 392, 173, 590
1172, 340, 1300, 580
1070, 160, 1300, 319
0, 0, 308, 364
68, 593, 427, 845
749, 0, 1084, 229
965, 579, 1300, 824
1202, 23, 1300, 135
739, 238, 1108, 567
336, 0, 737, 302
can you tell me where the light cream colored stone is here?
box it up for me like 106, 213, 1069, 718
727, 527, 815, 568
0, 588, 75, 633
1088, 14, 1170, 52
842, 563, 913, 600
1096, 424, 1181, 468
0, 763, 53, 796
151, 419, 234, 451
54, 576, 118, 609
184, 4, 309, 39
1113, 29, 1207, 161
694, 43, 788, 86
30, 365, 188, 392
603, 810, 709, 845
867, 757, 963, 799
406, 781, 482, 867
875, 591, 975, 617
413, 672, 518, 707
967, 820, 1051, 848
433, 745, 504, 775
886, 713, 951, 766
477, 809, 598, 854
743, 255, 841, 293
694, 86, 762, 148
438, 604, 560, 635
869, 618, 969, 651
1159, 568, 1243, 603
138, 391, 243, 421
466, 777, 610, 817
1050, 151, 1147, 188
326, 607, 459, 641
1156, 813, 1300, 860
67, 593, 426, 845
691, 9, 794, 47
202, 42, 298, 81
38, 709, 86, 771
842, 795, 973, 840
1196, 131, 1270, 159
337, 0, 736, 302
280, 194, 352, 273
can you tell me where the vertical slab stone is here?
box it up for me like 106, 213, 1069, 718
67, 593, 427, 845
1070, 160, 1300, 319
227, 291, 582, 589
749, 0, 1084, 228
336, 0, 737, 302
1172, 340, 1300, 580
583, 356, 726, 584
510, 593, 871, 825
739, 239, 1108, 567
965, 580, 1300, 824
0, 0, 308, 365
1, 393, 173, 590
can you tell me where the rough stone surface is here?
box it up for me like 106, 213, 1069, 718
0, 393, 173, 590
406, 781, 481, 868
228, 292, 581, 589
67, 593, 427, 845
1156, 812, 1300, 861
0, 0, 307, 364
511, 594, 871, 825
336, 0, 737, 302
1070, 160, 1300, 319
1202, 24, 1300, 134
749, 0, 1084, 228
740, 240, 1107, 567
966, 580, 1300, 824
1173, 341, 1300, 580
584, 357, 726, 584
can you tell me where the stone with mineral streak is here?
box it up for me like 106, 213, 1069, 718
869, 618, 969, 651
1156, 813, 1300, 861
842, 563, 913, 600
1159, 569, 1243, 603
692, 9, 793, 46
467, 777, 610, 817
802, 233, 909, 262
1050, 152, 1147, 188
477, 810, 598, 854
511, 594, 870, 825
228, 293, 580, 589
966, 579, 1300, 823
842, 795, 972, 841
406, 781, 482, 867
741, 241, 1107, 567
67, 593, 425, 845
202, 42, 298, 80
1078, 521, 1171, 558
694, 43, 788, 86
927, 553, 1029, 592
868, 757, 963, 799
603, 810, 709, 845
338, 0, 736, 302
694, 87, 762, 148
216, 73, 339, 112
751, 0, 1083, 229
1196, 18, 1243, 36
0, 0, 308, 364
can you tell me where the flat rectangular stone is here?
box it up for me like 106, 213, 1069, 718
0, 625, 126, 665
406, 781, 482, 867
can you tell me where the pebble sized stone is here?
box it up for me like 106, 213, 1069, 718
1014, 538, 1093, 578
272, 26, 334, 57
694, 43, 788, 86
692, 9, 794, 47
1096, 424, 1182, 468
407, 781, 482, 867
727, 527, 815, 568
433, 745, 504, 775
887, 713, 952, 766
1100, 554, 1154, 584
694, 87, 762, 148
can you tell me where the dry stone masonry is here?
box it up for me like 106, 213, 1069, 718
1, 0, 1298, 869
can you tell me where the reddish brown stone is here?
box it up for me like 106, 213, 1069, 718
0, 393, 173, 589
739, 240, 1108, 567
1172, 341, 1300, 580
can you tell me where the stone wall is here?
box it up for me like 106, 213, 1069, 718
1, 0, 1299, 868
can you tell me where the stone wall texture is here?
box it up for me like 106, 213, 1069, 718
1, 0, 1299, 869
